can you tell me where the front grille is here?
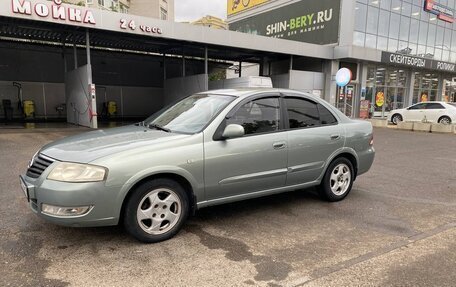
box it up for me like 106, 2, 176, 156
26, 154, 55, 178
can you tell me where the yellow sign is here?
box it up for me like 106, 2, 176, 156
421, 93, 428, 102
227, 0, 269, 16
375, 91, 385, 107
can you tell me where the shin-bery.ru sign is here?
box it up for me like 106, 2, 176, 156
12, 0, 97, 25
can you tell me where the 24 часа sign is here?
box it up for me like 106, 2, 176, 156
229, 0, 340, 45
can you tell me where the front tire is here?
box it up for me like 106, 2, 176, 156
123, 178, 189, 243
319, 158, 354, 202
391, 114, 402, 125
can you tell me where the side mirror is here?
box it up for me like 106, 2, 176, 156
222, 124, 245, 139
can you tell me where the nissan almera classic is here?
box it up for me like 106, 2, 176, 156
20, 89, 375, 243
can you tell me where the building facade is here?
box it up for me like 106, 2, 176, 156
228, 0, 456, 118
65, 0, 174, 20
191, 15, 228, 30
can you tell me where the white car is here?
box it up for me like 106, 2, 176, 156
388, 102, 456, 125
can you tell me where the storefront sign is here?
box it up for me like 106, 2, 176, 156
12, 0, 96, 24
421, 93, 428, 102
381, 52, 456, 73
375, 92, 385, 107
8, 0, 164, 37
229, 0, 340, 44
228, 0, 269, 16
424, 0, 454, 23
335, 68, 352, 87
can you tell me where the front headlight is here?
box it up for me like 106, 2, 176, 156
47, 162, 107, 182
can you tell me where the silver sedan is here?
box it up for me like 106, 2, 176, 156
20, 89, 375, 243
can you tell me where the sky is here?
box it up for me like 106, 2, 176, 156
175, 0, 227, 22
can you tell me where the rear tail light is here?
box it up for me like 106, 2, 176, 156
369, 134, 374, 146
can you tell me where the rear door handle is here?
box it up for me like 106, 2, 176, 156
273, 142, 286, 150
330, 134, 340, 140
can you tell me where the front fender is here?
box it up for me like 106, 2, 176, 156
113, 166, 203, 221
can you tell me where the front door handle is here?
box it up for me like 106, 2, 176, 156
273, 142, 286, 150
330, 134, 340, 140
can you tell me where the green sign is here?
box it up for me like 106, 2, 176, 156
229, 0, 340, 45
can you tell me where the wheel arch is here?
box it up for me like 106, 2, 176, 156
119, 172, 198, 225
438, 115, 452, 124
321, 149, 359, 182
391, 113, 403, 124
333, 153, 358, 179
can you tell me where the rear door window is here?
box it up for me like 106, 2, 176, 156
284, 97, 337, 129
426, 103, 444, 109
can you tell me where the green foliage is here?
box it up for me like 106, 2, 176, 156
209, 69, 226, 81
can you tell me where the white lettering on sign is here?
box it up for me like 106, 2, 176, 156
68, 8, 82, 22
52, 5, 66, 20
34, 3, 49, 17
389, 54, 426, 67
120, 19, 162, 35
12, 0, 96, 25
436, 61, 456, 71
140, 25, 162, 34
12, 0, 32, 15
266, 9, 332, 37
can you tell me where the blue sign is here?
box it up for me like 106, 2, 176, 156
335, 68, 352, 87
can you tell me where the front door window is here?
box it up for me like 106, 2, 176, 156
226, 97, 280, 135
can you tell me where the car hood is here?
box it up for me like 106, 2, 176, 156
40, 125, 190, 163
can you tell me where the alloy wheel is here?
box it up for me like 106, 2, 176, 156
329, 163, 351, 196
136, 188, 182, 235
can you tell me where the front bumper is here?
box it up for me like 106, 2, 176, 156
19, 174, 121, 227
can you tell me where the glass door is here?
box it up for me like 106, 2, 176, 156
336, 85, 356, 117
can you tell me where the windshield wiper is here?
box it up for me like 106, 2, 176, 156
148, 123, 171, 133
135, 121, 145, 126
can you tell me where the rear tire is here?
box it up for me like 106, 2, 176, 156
123, 178, 189, 243
391, 114, 402, 125
438, 116, 451, 125
319, 157, 354, 202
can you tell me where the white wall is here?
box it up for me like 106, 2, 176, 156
65, 65, 92, 127
271, 70, 325, 97
289, 70, 325, 93
164, 74, 208, 105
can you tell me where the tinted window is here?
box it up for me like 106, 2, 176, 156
285, 98, 320, 128
408, 103, 426, 110
426, 103, 444, 109
227, 98, 280, 135
318, 104, 338, 125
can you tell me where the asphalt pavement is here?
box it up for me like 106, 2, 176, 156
0, 127, 455, 287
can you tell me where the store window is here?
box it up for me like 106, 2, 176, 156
413, 72, 439, 103
366, 65, 408, 117
442, 77, 456, 103
353, 0, 456, 63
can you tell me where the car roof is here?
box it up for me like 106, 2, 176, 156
199, 88, 311, 99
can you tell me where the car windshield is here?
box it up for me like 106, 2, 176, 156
144, 94, 235, 134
